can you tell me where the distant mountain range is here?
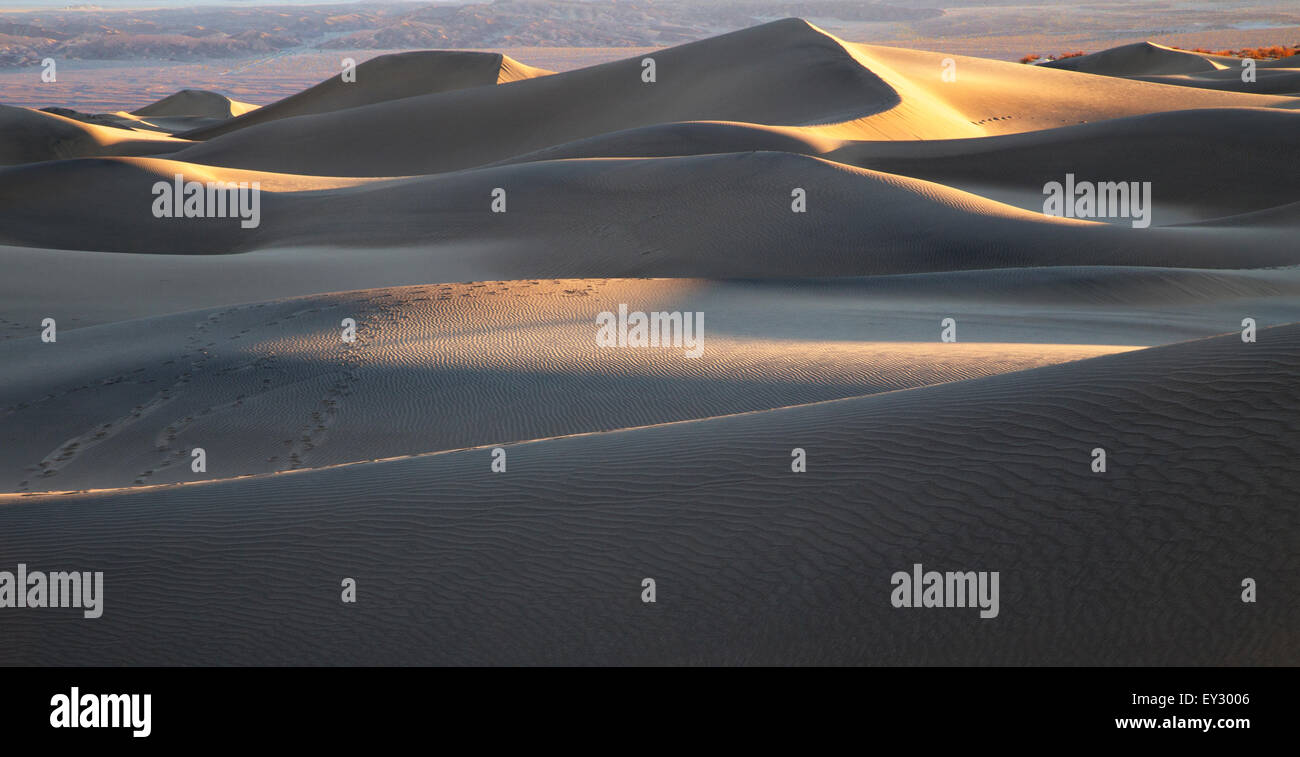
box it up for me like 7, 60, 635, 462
0, 0, 942, 67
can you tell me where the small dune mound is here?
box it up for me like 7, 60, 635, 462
131, 88, 259, 119
181, 51, 553, 140
1041, 41, 1226, 76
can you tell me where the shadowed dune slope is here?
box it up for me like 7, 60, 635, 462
181, 52, 553, 141
1, 325, 1295, 665
2, 152, 1299, 272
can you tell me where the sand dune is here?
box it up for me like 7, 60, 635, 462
5, 268, 1299, 493
1039, 41, 1300, 95
1129, 68, 1300, 95
836, 108, 1300, 221
2, 324, 1294, 665
40, 107, 230, 136
5, 18, 1296, 260
181, 52, 553, 141
35, 89, 258, 137
0, 105, 188, 165
5, 241, 1298, 340
4, 247, 1298, 341
1042, 42, 1230, 76
170, 20, 902, 176
0, 280, 1138, 493
486, 120, 840, 165
3, 152, 1299, 273
165, 20, 1291, 178
489, 107, 1300, 221
131, 88, 260, 119
833, 42, 1291, 137
2, 18, 1297, 666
